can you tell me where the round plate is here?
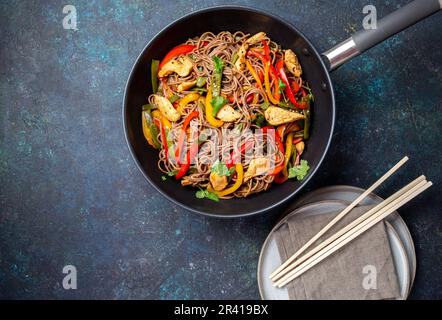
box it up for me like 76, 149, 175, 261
257, 200, 410, 299
289, 185, 416, 290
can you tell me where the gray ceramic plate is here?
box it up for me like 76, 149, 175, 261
289, 185, 416, 289
257, 200, 410, 300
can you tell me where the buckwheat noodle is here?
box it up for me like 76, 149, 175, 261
148, 31, 307, 199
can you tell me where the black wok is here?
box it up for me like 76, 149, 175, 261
123, 1, 440, 217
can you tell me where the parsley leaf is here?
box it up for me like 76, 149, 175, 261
167, 169, 179, 177
211, 160, 231, 176
278, 79, 286, 93
195, 190, 206, 199
195, 189, 219, 202
205, 191, 219, 202
161, 176, 167, 181
288, 160, 310, 181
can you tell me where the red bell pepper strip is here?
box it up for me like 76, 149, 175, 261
292, 137, 303, 145
274, 171, 288, 184
175, 116, 200, 179
276, 60, 308, 109
228, 67, 258, 105
247, 50, 278, 79
248, 50, 279, 102
175, 111, 199, 164
226, 139, 255, 169
298, 87, 311, 109
175, 132, 199, 179
292, 79, 301, 93
247, 49, 267, 61
158, 44, 196, 72
153, 118, 169, 162
262, 40, 271, 59
261, 126, 285, 176
228, 94, 254, 105
261, 40, 281, 100
175, 152, 190, 179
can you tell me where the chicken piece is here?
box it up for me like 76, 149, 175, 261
244, 158, 270, 182
158, 56, 193, 78
177, 79, 197, 92
216, 105, 241, 122
209, 172, 228, 191
152, 94, 181, 122
235, 32, 267, 71
284, 49, 302, 77
246, 32, 267, 46
264, 106, 305, 126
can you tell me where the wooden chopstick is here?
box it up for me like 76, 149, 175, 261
274, 177, 427, 286
270, 156, 409, 280
271, 175, 426, 282
275, 180, 432, 288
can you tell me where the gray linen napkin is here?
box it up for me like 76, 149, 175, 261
274, 205, 401, 300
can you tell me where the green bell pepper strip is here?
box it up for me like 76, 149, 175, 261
151, 59, 160, 93
211, 56, 224, 98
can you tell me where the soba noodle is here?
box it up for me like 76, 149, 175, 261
142, 31, 312, 200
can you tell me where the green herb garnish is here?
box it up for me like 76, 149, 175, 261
167, 169, 179, 177
278, 79, 286, 93
288, 160, 310, 181
195, 189, 219, 202
211, 160, 231, 177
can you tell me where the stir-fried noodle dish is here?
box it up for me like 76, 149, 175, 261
141, 31, 314, 201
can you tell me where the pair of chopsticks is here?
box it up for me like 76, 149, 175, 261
270, 156, 432, 288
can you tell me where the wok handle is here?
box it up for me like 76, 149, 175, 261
322, 0, 441, 71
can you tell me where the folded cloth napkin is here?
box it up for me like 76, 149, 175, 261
274, 205, 401, 300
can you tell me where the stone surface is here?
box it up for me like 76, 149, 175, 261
0, 0, 441, 299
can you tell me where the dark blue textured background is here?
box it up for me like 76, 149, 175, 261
0, 0, 441, 299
